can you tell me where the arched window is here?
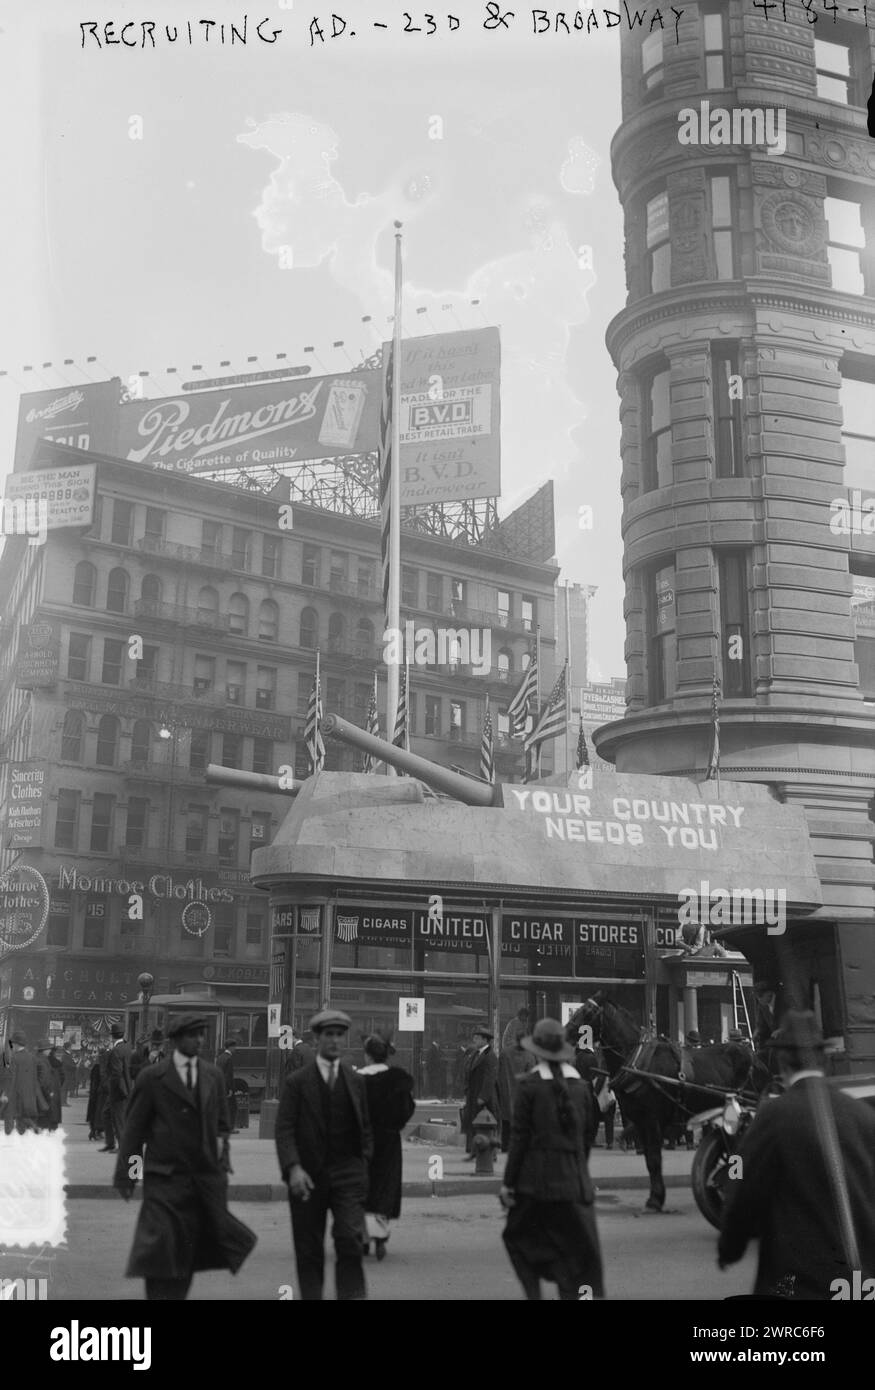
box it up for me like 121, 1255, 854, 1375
96, 714, 120, 767
259, 599, 279, 643
140, 573, 162, 608
72, 561, 96, 607
197, 586, 219, 624
106, 567, 129, 614
131, 719, 152, 766
228, 592, 249, 636
60, 710, 84, 762
447, 635, 463, 669
355, 617, 373, 652
498, 648, 512, 681
328, 612, 345, 651
521, 651, 531, 672
299, 607, 318, 649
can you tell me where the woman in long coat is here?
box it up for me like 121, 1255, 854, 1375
2, 1032, 49, 1135
357, 1035, 416, 1260
500, 1017, 604, 1301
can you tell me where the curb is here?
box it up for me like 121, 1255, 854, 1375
64, 1173, 691, 1202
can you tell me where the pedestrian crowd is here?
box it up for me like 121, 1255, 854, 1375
3, 1001, 874, 1303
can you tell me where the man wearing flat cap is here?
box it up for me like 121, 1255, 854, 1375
275, 1008, 373, 1300
113, 1012, 256, 1300
719, 1011, 875, 1299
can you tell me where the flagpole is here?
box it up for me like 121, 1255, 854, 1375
564, 584, 573, 780
404, 652, 411, 753
535, 623, 542, 780
315, 647, 321, 769
385, 222, 404, 777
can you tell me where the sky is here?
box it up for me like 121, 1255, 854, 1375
0, 1, 638, 678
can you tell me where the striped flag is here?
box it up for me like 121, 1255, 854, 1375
304, 673, 325, 774
361, 682, 381, 774
393, 665, 408, 750
706, 674, 721, 780
379, 341, 394, 621
525, 664, 568, 753
479, 708, 495, 785
507, 656, 538, 737
576, 714, 590, 770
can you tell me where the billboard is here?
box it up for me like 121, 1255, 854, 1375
15, 618, 61, 689
14, 380, 120, 472
3, 764, 46, 850
116, 369, 381, 474
393, 327, 501, 506
4, 464, 96, 530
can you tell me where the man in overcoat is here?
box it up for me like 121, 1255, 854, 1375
718, 1011, 875, 1299
217, 1037, 239, 1132
462, 1023, 500, 1159
1, 1031, 48, 1134
113, 1012, 257, 1301
275, 1008, 373, 1300
101, 1023, 132, 1153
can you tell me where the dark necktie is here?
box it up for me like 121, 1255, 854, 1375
186, 1061, 194, 1091
327, 1062, 336, 1091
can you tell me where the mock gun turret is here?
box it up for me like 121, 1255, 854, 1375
321, 712, 499, 807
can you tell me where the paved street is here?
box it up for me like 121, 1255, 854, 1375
5, 1188, 758, 1302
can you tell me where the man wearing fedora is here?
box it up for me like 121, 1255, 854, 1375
275, 1008, 373, 1300
462, 1022, 500, 1159
100, 1022, 132, 1154
1, 1031, 49, 1135
113, 1012, 257, 1300
500, 1018, 604, 1300
718, 1010, 875, 1299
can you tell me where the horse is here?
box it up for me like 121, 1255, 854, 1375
568, 993, 772, 1212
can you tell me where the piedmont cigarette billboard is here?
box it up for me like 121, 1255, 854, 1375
14, 380, 120, 472
116, 369, 381, 474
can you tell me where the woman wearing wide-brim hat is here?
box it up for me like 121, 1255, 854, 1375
499, 1018, 604, 1301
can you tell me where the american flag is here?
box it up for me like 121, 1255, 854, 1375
361, 683, 381, 774
507, 655, 538, 737
576, 713, 590, 770
392, 665, 408, 750
525, 664, 568, 753
304, 673, 325, 774
706, 674, 721, 780
479, 708, 495, 784
379, 341, 394, 621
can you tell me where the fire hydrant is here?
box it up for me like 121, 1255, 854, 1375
471, 1106, 501, 1175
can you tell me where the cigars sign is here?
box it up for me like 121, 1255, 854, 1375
333, 908, 679, 974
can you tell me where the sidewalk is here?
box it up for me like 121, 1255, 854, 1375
57, 1096, 694, 1200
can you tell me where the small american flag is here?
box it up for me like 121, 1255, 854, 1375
507, 655, 537, 737
479, 708, 495, 785
300, 909, 320, 934
362, 685, 381, 774
393, 665, 408, 751
576, 713, 590, 770
706, 674, 721, 781
524, 664, 568, 753
304, 673, 325, 774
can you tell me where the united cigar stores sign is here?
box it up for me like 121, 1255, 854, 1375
331, 908, 681, 973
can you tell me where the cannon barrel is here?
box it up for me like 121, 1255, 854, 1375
205, 763, 299, 796
321, 712, 499, 807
